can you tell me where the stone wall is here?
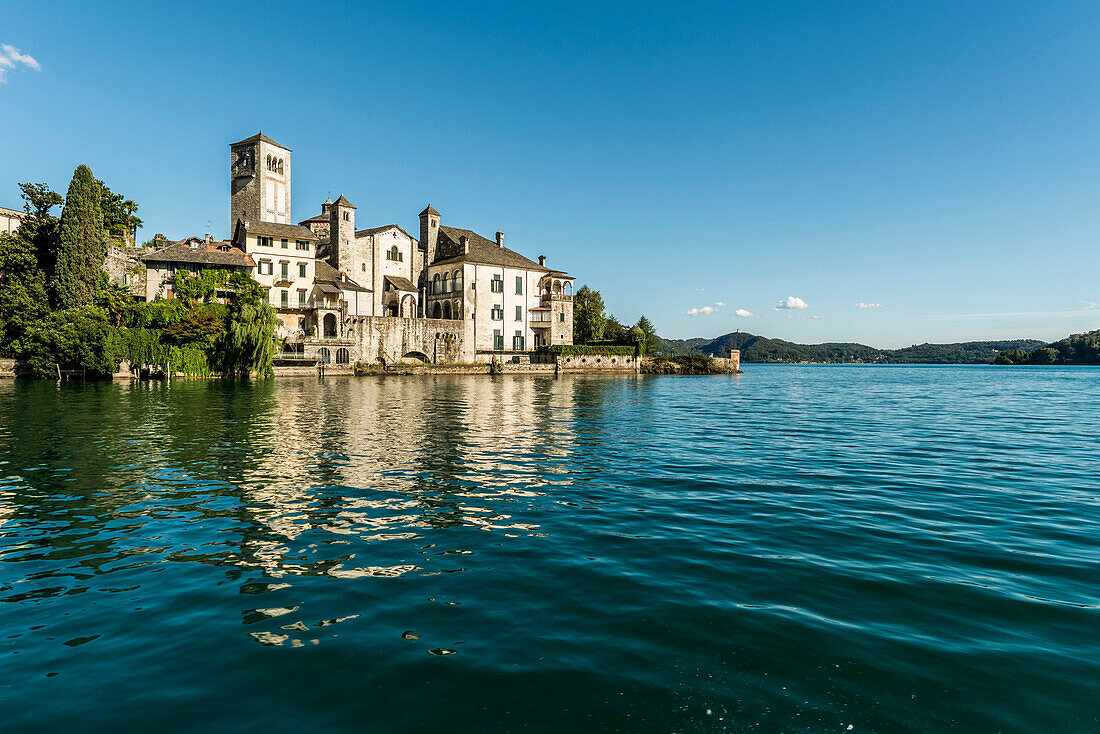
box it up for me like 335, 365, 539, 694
557, 353, 640, 373
0, 358, 18, 378
105, 245, 147, 299
350, 316, 469, 365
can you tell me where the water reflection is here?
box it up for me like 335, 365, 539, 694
0, 375, 589, 647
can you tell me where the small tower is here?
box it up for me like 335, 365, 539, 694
328, 194, 357, 272
230, 132, 291, 230
419, 205, 440, 264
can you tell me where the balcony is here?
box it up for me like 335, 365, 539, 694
540, 293, 572, 303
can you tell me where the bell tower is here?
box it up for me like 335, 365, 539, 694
230, 132, 292, 231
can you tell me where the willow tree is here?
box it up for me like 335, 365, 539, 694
54, 165, 107, 309
213, 273, 277, 378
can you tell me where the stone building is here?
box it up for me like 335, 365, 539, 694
141, 236, 254, 301
221, 131, 576, 364
0, 206, 25, 236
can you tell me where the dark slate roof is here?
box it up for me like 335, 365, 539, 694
244, 221, 319, 241
432, 226, 547, 270
384, 275, 417, 292
298, 213, 330, 225
419, 204, 440, 217
315, 259, 371, 292
231, 132, 289, 150
143, 240, 255, 268
356, 224, 417, 240
332, 194, 355, 209
546, 269, 574, 278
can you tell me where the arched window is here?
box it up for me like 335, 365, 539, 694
453, 269, 463, 290
432, 302, 442, 319
335, 348, 350, 364
278, 159, 284, 174
443, 273, 451, 293
318, 347, 331, 364
553, 280, 562, 294
442, 301, 451, 319
453, 300, 460, 319
432, 274, 441, 294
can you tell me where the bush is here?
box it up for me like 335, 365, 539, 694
539, 344, 637, 357
20, 306, 124, 378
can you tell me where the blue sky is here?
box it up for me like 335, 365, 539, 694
2, 0, 1098, 347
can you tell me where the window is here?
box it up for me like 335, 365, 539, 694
442, 274, 450, 293
515, 276, 523, 294
280, 290, 288, 307
491, 305, 503, 320
281, 239, 288, 249
453, 270, 463, 290
494, 329, 503, 351
258, 236, 273, 248
491, 274, 503, 293
297, 289, 306, 306
298, 263, 306, 278
559, 312, 565, 322
513, 330, 525, 351
516, 305, 523, 321
318, 347, 331, 364
361, 263, 366, 272
296, 240, 309, 251
432, 274, 441, 294
336, 348, 350, 364
280, 262, 289, 280
387, 245, 402, 262
259, 260, 272, 275
342, 212, 350, 221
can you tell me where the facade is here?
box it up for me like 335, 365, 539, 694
223, 131, 575, 362
1, 206, 25, 236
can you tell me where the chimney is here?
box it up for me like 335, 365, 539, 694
460, 235, 469, 254
205, 233, 213, 244
495, 231, 504, 247
538, 255, 546, 267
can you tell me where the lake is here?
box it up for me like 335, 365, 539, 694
0, 366, 1097, 732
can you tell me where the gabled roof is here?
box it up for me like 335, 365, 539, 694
432, 226, 547, 271
356, 224, 417, 241
384, 275, 417, 292
231, 132, 289, 150
315, 259, 371, 292
143, 240, 255, 268
239, 220, 319, 241
298, 213, 330, 225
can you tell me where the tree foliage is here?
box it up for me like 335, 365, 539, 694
54, 165, 107, 310
573, 285, 605, 344
210, 273, 277, 378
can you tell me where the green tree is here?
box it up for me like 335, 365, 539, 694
55, 165, 108, 310
16, 182, 62, 283
603, 313, 626, 344
0, 233, 50, 351
21, 306, 123, 378
635, 315, 657, 355
212, 273, 277, 378
1027, 347, 1059, 365
573, 285, 605, 344
99, 181, 142, 245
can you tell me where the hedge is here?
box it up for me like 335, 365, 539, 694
539, 344, 637, 357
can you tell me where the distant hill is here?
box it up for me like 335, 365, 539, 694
655, 332, 1046, 364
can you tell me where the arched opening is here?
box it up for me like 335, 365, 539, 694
453, 300, 461, 319
442, 273, 451, 293
432, 302, 442, 319
453, 269, 463, 290
318, 347, 331, 364
565, 281, 573, 296
388, 302, 398, 317
401, 351, 429, 364
442, 301, 451, 319
432, 274, 441, 295
335, 348, 350, 364
553, 280, 562, 294
323, 313, 337, 338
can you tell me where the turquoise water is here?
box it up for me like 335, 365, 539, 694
0, 366, 1097, 732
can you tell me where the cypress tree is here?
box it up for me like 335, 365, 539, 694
54, 165, 107, 309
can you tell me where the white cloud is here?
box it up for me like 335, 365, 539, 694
714, 301, 727, 307
734, 308, 756, 318
686, 306, 717, 316
694, 287, 706, 292
0, 44, 40, 83
775, 296, 809, 310
855, 302, 883, 309
811, 315, 825, 320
